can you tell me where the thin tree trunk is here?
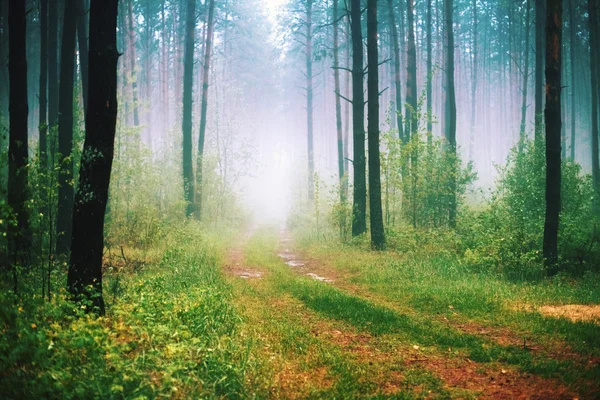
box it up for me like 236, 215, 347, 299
519, 0, 532, 147
445, 0, 457, 228
306, 0, 315, 201
569, 0, 576, 160
589, 0, 600, 208
181, 0, 195, 218
387, 0, 404, 141
427, 0, 433, 139
68, 0, 119, 315
196, 0, 215, 220
351, 0, 366, 236
333, 0, 345, 204
127, 0, 139, 127
343, 21, 350, 189
543, 0, 562, 273
39, 0, 48, 167
534, 0, 544, 139
76, 0, 88, 117
468, 0, 477, 160
7, 0, 30, 270
48, 0, 58, 144
405, 0, 417, 141
56, 0, 77, 257
367, 0, 385, 250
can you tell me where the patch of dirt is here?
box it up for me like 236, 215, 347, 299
273, 363, 334, 399
306, 273, 333, 283
455, 321, 532, 348
538, 304, 600, 324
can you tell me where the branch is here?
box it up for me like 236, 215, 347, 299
335, 90, 353, 104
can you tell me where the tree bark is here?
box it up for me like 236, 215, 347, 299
196, 0, 215, 220
589, 0, 600, 208
306, 0, 315, 201
568, 0, 576, 160
181, 0, 196, 218
543, 0, 562, 274
39, 0, 48, 167
56, 0, 77, 257
48, 0, 59, 142
351, 0, 366, 236
76, 0, 89, 117
367, 0, 385, 250
7, 0, 30, 269
405, 0, 418, 141
68, 0, 119, 315
426, 0, 433, 139
468, 0, 476, 160
534, 0, 544, 139
445, 0, 457, 228
127, 0, 139, 127
387, 0, 404, 141
333, 0, 346, 204
519, 0, 531, 147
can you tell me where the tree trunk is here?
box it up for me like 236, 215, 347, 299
426, 0, 433, 139
48, 0, 59, 142
127, 0, 139, 127
589, 0, 600, 208
543, 0, 562, 274
534, 0, 544, 139
405, 0, 418, 141
519, 0, 531, 147
56, 0, 77, 257
568, 0, 575, 160
367, 0, 385, 250
76, 0, 88, 117
196, 0, 215, 220
306, 0, 315, 201
68, 0, 119, 315
445, 0, 457, 228
387, 0, 404, 141
468, 0, 476, 160
351, 0, 366, 237
7, 0, 30, 269
333, 0, 346, 204
39, 0, 48, 167
181, 0, 195, 218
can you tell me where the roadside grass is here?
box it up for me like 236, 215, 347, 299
0, 223, 251, 399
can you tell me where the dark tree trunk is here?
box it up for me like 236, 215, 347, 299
196, 0, 215, 221
405, 0, 417, 141
39, 0, 48, 167
333, 0, 346, 204
181, 0, 195, 217
519, 0, 532, 147
534, 0, 544, 139
56, 0, 77, 257
387, 0, 404, 141
7, 0, 30, 269
569, 0, 576, 160
48, 0, 59, 140
589, 0, 599, 208
306, 0, 315, 201
350, 0, 366, 237
543, 0, 562, 274
367, 0, 385, 250
445, 0, 457, 228
68, 0, 119, 315
76, 0, 89, 117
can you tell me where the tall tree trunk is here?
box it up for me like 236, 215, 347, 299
387, 0, 404, 141
544, 0, 562, 274
68, 0, 119, 315
181, 0, 195, 218
343, 22, 351, 190
48, 0, 59, 143
534, 0, 544, 139
445, 0, 457, 228
426, 0, 433, 139
76, 0, 88, 117
127, 0, 139, 127
367, 0, 385, 250
7, 0, 30, 270
161, 0, 169, 144
306, 0, 315, 201
351, 0, 366, 236
569, 0, 576, 160
468, 0, 477, 160
196, 0, 215, 220
56, 0, 77, 257
333, 0, 346, 204
405, 0, 418, 141
519, 0, 532, 147
39, 0, 48, 167
589, 0, 600, 208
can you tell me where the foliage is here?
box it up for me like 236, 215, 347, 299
460, 140, 600, 279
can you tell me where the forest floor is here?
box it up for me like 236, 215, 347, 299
224, 225, 600, 399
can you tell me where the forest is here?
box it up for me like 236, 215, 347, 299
1, 0, 600, 397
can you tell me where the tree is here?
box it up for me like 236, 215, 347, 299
568, 0, 576, 160
367, 0, 385, 250
56, 0, 77, 257
543, 0, 562, 273
39, 0, 48, 167
67, 0, 120, 315
534, 0, 544, 138
196, 0, 216, 220
7, 0, 30, 270
350, 0, 366, 237
426, 0, 433, 139
333, 0, 345, 206
181, 0, 196, 218
405, 0, 417, 141
519, 0, 532, 146
77, 0, 89, 117
589, 0, 599, 206
387, 0, 404, 141
444, 0, 457, 228
305, 0, 315, 201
